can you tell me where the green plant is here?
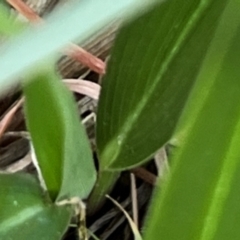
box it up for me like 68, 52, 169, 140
0, 0, 240, 239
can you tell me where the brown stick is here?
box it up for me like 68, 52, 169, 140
63, 79, 101, 100
0, 98, 24, 139
66, 43, 105, 75
131, 167, 157, 186
7, 0, 42, 22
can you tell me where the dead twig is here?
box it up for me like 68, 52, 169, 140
131, 167, 157, 186
63, 79, 101, 100
7, 0, 42, 22
0, 98, 23, 139
2, 151, 32, 173
130, 173, 138, 228
154, 147, 170, 181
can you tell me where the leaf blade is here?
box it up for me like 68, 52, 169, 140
143, 1, 240, 239
97, 0, 228, 170
23, 67, 96, 201
0, 173, 72, 239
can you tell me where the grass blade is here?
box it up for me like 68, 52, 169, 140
23, 66, 96, 201
97, 0, 228, 170
143, 1, 240, 239
0, 173, 71, 239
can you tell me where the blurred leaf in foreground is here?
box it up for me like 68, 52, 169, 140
0, 0, 151, 93
0, 3, 25, 36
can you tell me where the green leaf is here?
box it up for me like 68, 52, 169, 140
0, 0, 153, 94
23, 67, 96, 201
0, 173, 71, 239
0, 3, 25, 36
97, 0, 228, 170
144, 1, 240, 239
